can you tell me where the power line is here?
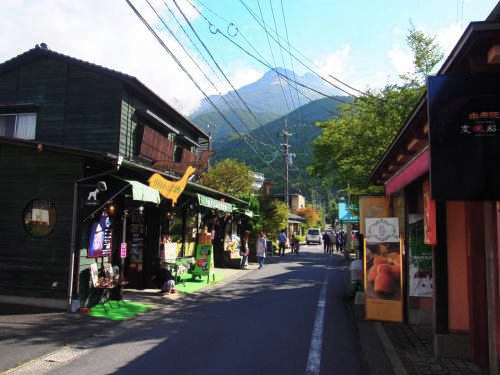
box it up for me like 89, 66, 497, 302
186, 3, 352, 106
125, 0, 301, 191
263, 0, 295, 113
239, 0, 378, 101
256, 0, 291, 115
186, 0, 332, 114
156, 0, 278, 154
172, 0, 291, 160
279, 0, 307, 126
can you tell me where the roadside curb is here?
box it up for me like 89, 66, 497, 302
353, 304, 403, 375
374, 322, 408, 375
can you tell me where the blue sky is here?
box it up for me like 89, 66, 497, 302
0, 0, 498, 114
188, 0, 498, 91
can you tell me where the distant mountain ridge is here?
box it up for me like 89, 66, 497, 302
213, 96, 352, 194
189, 67, 339, 141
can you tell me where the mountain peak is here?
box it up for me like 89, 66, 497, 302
262, 67, 295, 80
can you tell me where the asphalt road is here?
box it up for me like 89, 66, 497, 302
48, 244, 364, 375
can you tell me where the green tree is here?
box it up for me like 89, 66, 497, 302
258, 195, 289, 238
237, 193, 261, 232
199, 159, 253, 196
404, 22, 444, 85
308, 25, 443, 195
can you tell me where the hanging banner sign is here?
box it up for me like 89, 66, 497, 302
197, 194, 233, 213
148, 166, 196, 205
88, 213, 113, 258
120, 242, 127, 258
364, 217, 403, 323
423, 179, 437, 245
428, 73, 500, 200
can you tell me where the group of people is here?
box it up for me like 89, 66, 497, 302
322, 231, 348, 255
242, 229, 300, 270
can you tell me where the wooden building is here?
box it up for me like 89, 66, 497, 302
369, 6, 500, 373
0, 45, 248, 310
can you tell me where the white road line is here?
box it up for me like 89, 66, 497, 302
305, 258, 330, 375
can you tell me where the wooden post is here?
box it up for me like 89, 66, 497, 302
433, 201, 448, 335
484, 201, 498, 375
466, 202, 488, 365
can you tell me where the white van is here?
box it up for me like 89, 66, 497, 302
306, 228, 322, 245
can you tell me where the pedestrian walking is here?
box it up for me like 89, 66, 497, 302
341, 231, 348, 258
291, 234, 300, 254
278, 229, 287, 256
335, 232, 342, 253
256, 231, 267, 269
322, 232, 331, 254
240, 230, 250, 269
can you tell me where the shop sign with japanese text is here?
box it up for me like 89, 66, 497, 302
428, 73, 500, 200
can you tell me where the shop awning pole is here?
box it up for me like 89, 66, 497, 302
67, 167, 119, 313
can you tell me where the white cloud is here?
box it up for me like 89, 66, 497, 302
314, 44, 351, 77
228, 66, 263, 91
435, 23, 462, 56
391, 25, 404, 37
388, 43, 413, 76
0, 0, 207, 115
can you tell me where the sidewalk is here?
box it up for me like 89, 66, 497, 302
0, 266, 247, 373
354, 304, 487, 375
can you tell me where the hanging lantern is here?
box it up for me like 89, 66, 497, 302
107, 202, 116, 216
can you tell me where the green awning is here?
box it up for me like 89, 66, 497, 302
197, 194, 233, 213
125, 180, 161, 204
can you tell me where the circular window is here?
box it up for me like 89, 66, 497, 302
23, 199, 56, 238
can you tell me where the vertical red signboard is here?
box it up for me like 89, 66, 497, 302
423, 179, 437, 245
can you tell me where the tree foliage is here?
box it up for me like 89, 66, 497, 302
199, 159, 253, 196
404, 22, 444, 85
294, 204, 321, 228
237, 193, 261, 232
308, 25, 443, 195
258, 195, 289, 237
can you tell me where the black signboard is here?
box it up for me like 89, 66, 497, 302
428, 73, 500, 200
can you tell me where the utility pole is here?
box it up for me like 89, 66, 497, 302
347, 182, 351, 260
280, 118, 292, 241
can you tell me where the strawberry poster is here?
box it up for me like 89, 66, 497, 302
364, 217, 403, 323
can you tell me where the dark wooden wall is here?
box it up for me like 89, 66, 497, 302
119, 89, 202, 165
0, 57, 122, 154
0, 144, 83, 299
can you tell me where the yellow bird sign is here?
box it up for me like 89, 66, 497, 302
148, 166, 196, 206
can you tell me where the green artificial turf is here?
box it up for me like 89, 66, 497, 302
88, 300, 152, 320
175, 273, 225, 294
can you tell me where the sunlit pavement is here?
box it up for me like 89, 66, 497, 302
13, 244, 365, 375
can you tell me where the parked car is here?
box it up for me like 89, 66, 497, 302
306, 228, 322, 245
